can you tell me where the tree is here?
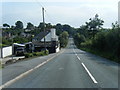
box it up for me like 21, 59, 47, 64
78, 25, 88, 38
62, 24, 73, 35
26, 22, 34, 30
85, 14, 104, 38
46, 23, 52, 29
55, 23, 63, 35
15, 21, 23, 29
74, 33, 86, 46
3, 23, 10, 28
112, 22, 120, 29
59, 31, 69, 47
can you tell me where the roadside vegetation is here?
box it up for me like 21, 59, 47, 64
59, 31, 69, 48
74, 14, 120, 63
2, 21, 71, 48
2, 14, 119, 63
0, 61, 3, 69
25, 50, 49, 58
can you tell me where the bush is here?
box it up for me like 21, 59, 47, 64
92, 32, 106, 51
80, 39, 92, 48
59, 31, 69, 48
25, 53, 33, 58
25, 50, 49, 58
45, 50, 49, 55
79, 28, 120, 63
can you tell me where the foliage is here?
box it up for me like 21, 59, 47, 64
74, 14, 119, 63
15, 21, 24, 29
25, 50, 49, 58
78, 27, 120, 63
26, 22, 34, 30
74, 33, 86, 46
25, 53, 34, 58
3, 23, 10, 28
59, 31, 69, 48
2, 37, 12, 46
76, 14, 104, 39
55, 23, 75, 36
13, 36, 29, 44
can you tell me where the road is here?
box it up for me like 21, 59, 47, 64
2, 38, 119, 89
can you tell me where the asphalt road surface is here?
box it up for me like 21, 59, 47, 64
3, 38, 119, 89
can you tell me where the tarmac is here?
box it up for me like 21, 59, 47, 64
0, 55, 25, 65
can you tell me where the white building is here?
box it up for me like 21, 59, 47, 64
33, 28, 60, 53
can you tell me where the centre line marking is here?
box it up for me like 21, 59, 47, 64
81, 63, 98, 84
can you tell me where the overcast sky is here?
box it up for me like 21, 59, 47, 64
1, 0, 120, 28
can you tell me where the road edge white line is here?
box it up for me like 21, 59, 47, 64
73, 44, 98, 84
0, 50, 65, 89
81, 63, 98, 84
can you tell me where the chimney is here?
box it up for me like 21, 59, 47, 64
51, 28, 56, 41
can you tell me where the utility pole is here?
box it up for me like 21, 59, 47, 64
42, 7, 46, 53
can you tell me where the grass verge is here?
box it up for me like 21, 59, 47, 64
80, 47, 119, 63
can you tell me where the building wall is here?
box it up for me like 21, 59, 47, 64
56, 47, 60, 53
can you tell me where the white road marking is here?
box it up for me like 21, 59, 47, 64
73, 43, 98, 84
73, 49, 77, 55
77, 56, 81, 61
81, 63, 98, 84
0, 50, 65, 89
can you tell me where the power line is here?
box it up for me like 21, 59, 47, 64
34, 0, 56, 25
45, 11, 55, 24
35, 0, 44, 8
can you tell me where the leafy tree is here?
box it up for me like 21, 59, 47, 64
78, 25, 88, 38
13, 36, 29, 44
38, 22, 44, 30
15, 21, 23, 29
3, 23, 10, 28
74, 33, 86, 46
26, 22, 34, 30
46, 23, 52, 29
59, 31, 69, 47
62, 24, 73, 35
112, 22, 120, 29
85, 14, 104, 38
55, 23, 63, 36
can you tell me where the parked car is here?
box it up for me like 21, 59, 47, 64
15, 47, 25, 56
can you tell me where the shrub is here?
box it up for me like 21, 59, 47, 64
80, 39, 92, 48
25, 50, 49, 58
25, 53, 33, 58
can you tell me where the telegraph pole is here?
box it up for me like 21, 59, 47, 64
42, 7, 46, 52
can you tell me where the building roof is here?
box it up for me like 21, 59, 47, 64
33, 30, 50, 41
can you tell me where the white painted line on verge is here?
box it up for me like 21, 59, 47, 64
73, 45, 98, 84
77, 56, 81, 61
81, 63, 98, 84
73, 49, 77, 56
0, 50, 65, 89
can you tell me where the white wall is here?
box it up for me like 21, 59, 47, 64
56, 47, 60, 53
2, 46, 12, 58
